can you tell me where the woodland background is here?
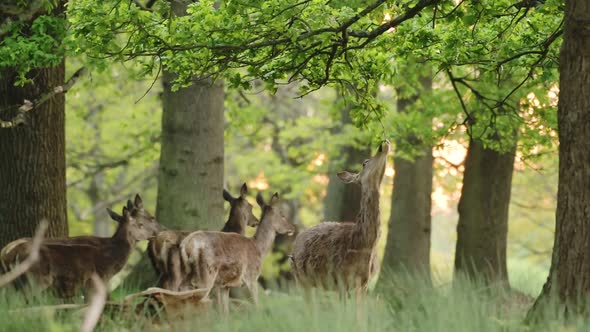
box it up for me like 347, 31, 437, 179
1, 0, 587, 330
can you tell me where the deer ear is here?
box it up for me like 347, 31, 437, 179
223, 189, 235, 202
269, 192, 280, 206
122, 206, 131, 221
256, 192, 265, 208
106, 208, 124, 223
240, 183, 248, 198
337, 171, 358, 184
134, 194, 143, 209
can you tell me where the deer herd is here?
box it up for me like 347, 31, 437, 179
0, 140, 390, 315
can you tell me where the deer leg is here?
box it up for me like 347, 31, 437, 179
220, 287, 230, 314
246, 280, 259, 307
215, 287, 223, 310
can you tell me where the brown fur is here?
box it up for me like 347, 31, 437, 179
291, 141, 389, 292
148, 183, 259, 290
0, 194, 162, 298
180, 192, 295, 312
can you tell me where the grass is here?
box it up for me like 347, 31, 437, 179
1, 271, 589, 332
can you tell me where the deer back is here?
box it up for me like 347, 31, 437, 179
180, 231, 259, 290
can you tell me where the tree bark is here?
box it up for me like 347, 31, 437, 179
0, 64, 69, 248
379, 75, 433, 286
529, 0, 590, 317
156, 71, 225, 231
454, 139, 516, 286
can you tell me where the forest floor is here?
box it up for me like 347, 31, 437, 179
1, 271, 588, 332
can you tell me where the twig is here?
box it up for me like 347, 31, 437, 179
0, 220, 48, 288
80, 274, 107, 332
0, 67, 88, 128
9, 303, 88, 313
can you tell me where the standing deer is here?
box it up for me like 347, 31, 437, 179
148, 183, 260, 290
0, 194, 162, 298
180, 192, 295, 312
290, 140, 390, 294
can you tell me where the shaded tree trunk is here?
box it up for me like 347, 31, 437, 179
529, 0, 590, 317
454, 139, 516, 286
379, 75, 433, 286
0, 2, 68, 248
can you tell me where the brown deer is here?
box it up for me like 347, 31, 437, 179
180, 192, 295, 312
290, 140, 389, 294
0, 194, 162, 298
148, 183, 260, 290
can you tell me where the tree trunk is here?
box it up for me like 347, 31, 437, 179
156, 72, 225, 231
0, 60, 68, 246
529, 0, 590, 316
379, 76, 433, 286
454, 139, 516, 286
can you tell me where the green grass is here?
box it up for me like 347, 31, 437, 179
1, 272, 589, 332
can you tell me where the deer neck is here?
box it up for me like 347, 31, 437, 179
221, 209, 245, 234
112, 223, 136, 249
253, 217, 276, 260
351, 186, 381, 249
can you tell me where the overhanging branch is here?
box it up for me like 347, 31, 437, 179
0, 67, 88, 129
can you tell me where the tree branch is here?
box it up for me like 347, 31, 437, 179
0, 67, 88, 129
0, 220, 47, 288
80, 274, 107, 332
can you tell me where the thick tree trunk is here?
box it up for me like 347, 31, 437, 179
156, 72, 225, 230
381, 150, 433, 279
529, 0, 590, 316
0, 63, 68, 248
126, 72, 225, 288
454, 139, 515, 286
379, 76, 433, 286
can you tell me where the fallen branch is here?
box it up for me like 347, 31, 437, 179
9, 303, 88, 313
123, 287, 209, 303
0, 220, 48, 288
80, 274, 107, 332
0, 67, 88, 128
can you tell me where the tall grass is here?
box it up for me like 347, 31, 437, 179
1, 271, 589, 332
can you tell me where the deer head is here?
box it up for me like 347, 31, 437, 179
107, 194, 162, 241
223, 183, 260, 227
256, 192, 295, 235
337, 140, 390, 190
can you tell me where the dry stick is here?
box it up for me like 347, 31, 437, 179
10, 303, 88, 313
80, 274, 107, 332
123, 287, 209, 303
0, 67, 88, 128
0, 220, 48, 288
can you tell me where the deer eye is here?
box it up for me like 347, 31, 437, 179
362, 159, 369, 167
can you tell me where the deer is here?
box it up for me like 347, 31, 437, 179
290, 140, 390, 296
0, 194, 162, 299
180, 192, 295, 312
147, 183, 260, 291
